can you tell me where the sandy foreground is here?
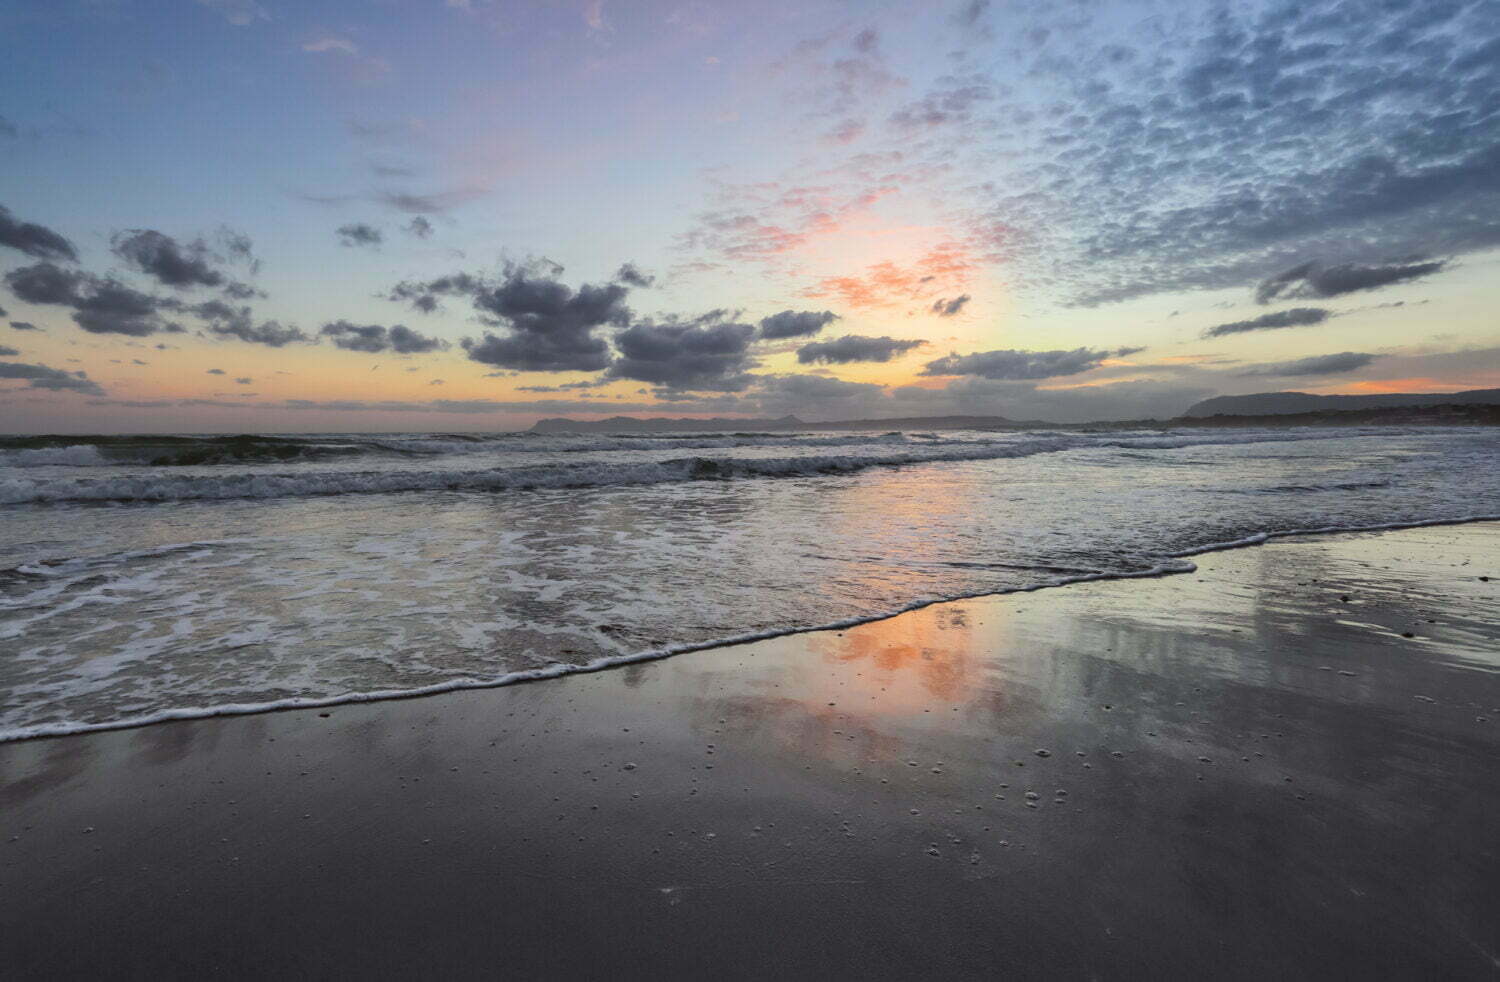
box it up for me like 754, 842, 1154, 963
2, 523, 1498, 979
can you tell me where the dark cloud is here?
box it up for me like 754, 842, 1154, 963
73, 281, 175, 336
1114, 346, 1147, 357
9, 321, 40, 331
0, 345, 17, 356
921, 347, 1112, 379
1236, 351, 1378, 377
1255, 260, 1448, 303
5, 262, 87, 305
207, 368, 226, 375
194, 300, 311, 346
111, 229, 225, 289
321, 320, 449, 354
0, 115, 15, 139
387, 272, 485, 313
337, 223, 383, 248
757, 309, 838, 339
1203, 307, 1331, 338
930, 294, 970, 317
235, 377, 252, 384
7, 261, 186, 336
797, 334, 927, 364
606, 317, 757, 391
405, 216, 434, 239
0, 204, 77, 262
221, 280, 263, 300
0, 361, 104, 395
461, 267, 629, 372
614, 263, 656, 288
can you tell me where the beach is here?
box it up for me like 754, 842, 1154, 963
3, 521, 1497, 979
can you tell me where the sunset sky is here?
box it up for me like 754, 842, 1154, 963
2, 0, 1498, 432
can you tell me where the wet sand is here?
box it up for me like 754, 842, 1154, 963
3, 523, 1498, 979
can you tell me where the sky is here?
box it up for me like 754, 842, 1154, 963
1, 0, 1498, 433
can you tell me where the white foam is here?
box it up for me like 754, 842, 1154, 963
10, 512, 1498, 743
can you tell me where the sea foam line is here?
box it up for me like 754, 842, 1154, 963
5, 512, 1496, 744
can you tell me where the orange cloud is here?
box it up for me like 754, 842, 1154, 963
801, 241, 975, 309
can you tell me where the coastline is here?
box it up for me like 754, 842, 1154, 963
3, 522, 1498, 978
7, 511, 1499, 744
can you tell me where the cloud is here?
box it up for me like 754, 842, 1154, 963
0, 116, 15, 140
1203, 307, 1331, 338
5, 262, 87, 305
337, 223, 383, 248
405, 216, 434, 239
606, 317, 758, 391
0, 345, 17, 356
9, 321, 40, 331
614, 263, 655, 288
388, 271, 486, 313
321, 320, 449, 354
207, 368, 226, 375
374, 188, 487, 214
111, 229, 227, 289
461, 266, 629, 372
0, 204, 78, 262
193, 0, 268, 26
952, 0, 990, 29
194, 300, 310, 346
0, 361, 104, 395
889, 74, 995, 130
921, 347, 1113, 380
303, 38, 358, 55
1255, 261, 1448, 304
235, 377, 253, 384
757, 309, 838, 340
803, 243, 974, 309
1236, 351, 1379, 377
797, 334, 926, 364
930, 294, 970, 317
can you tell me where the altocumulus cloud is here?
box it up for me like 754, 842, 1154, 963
797, 334, 926, 364
321, 320, 449, 354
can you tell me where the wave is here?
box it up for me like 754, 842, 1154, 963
0, 430, 952, 468
7, 512, 1494, 743
0, 429, 1363, 505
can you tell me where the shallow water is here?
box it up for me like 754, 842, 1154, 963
2, 425, 1498, 739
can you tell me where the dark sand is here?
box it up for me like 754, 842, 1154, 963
3, 524, 1498, 979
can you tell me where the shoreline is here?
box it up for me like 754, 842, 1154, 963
3, 521, 1498, 978
7, 511, 1499, 744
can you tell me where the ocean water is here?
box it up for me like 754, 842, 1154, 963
2, 425, 1498, 740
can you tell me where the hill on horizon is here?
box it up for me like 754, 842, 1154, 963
1185, 388, 1500, 417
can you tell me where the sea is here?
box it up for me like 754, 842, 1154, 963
3, 424, 1498, 741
